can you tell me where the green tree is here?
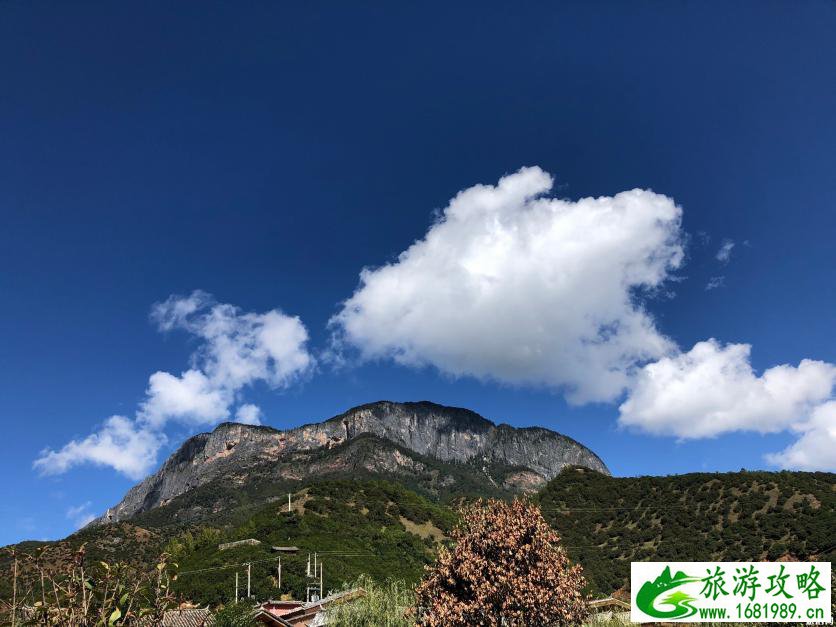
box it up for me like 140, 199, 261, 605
214, 601, 257, 627
325, 575, 413, 626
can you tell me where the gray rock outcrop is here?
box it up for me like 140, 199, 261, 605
99, 401, 609, 523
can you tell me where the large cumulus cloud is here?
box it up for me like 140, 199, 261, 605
331, 166, 683, 403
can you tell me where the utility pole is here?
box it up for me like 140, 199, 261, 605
246, 562, 252, 599
11, 552, 17, 627
288, 492, 292, 512
277, 557, 282, 589
235, 572, 239, 603
305, 554, 323, 603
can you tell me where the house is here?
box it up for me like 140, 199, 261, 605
259, 599, 305, 616
271, 545, 301, 554
256, 589, 365, 626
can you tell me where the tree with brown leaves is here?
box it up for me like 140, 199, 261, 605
414, 499, 588, 627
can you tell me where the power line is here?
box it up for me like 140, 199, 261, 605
178, 556, 278, 576
177, 551, 374, 577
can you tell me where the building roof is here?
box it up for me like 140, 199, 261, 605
218, 538, 261, 550
137, 608, 215, 626
259, 600, 306, 617
253, 609, 294, 626
589, 597, 631, 611
271, 545, 301, 552
280, 588, 365, 625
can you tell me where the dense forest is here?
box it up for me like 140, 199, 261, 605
539, 467, 835, 594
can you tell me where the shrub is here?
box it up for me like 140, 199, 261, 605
214, 601, 257, 627
325, 574, 413, 626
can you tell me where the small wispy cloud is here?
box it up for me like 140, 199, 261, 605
705, 276, 725, 290
716, 239, 735, 263
66, 502, 96, 529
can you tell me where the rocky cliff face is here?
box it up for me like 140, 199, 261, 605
99, 401, 609, 523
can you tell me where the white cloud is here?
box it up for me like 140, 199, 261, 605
152, 289, 208, 330
140, 369, 229, 428
716, 239, 735, 263
619, 340, 836, 469
66, 502, 89, 519
66, 501, 97, 529
619, 340, 836, 438
151, 292, 313, 392
705, 276, 725, 290
331, 166, 684, 403
35, 416, 164, 480
35, 293, 312, 479
235, 403, 263, 425
765, 401, 836, 471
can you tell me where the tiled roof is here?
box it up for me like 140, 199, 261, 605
271, 545, 300, 552
253, 609, 294, 625
137, 608, 215, 626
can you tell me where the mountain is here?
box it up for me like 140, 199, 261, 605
5, 401, 832, 607
97, 400, 609, 523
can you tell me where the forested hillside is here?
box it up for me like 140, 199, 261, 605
166, 480, 455, 605
539, 467, 835, 594
4, 468, 833, 605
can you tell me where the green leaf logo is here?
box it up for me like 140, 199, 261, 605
636, 566, 701, 619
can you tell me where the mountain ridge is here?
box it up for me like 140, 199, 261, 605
97, 400, 609, 524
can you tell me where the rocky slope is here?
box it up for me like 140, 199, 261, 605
98, 401, 609, 523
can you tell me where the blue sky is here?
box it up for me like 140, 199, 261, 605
1, 2, 835, 545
